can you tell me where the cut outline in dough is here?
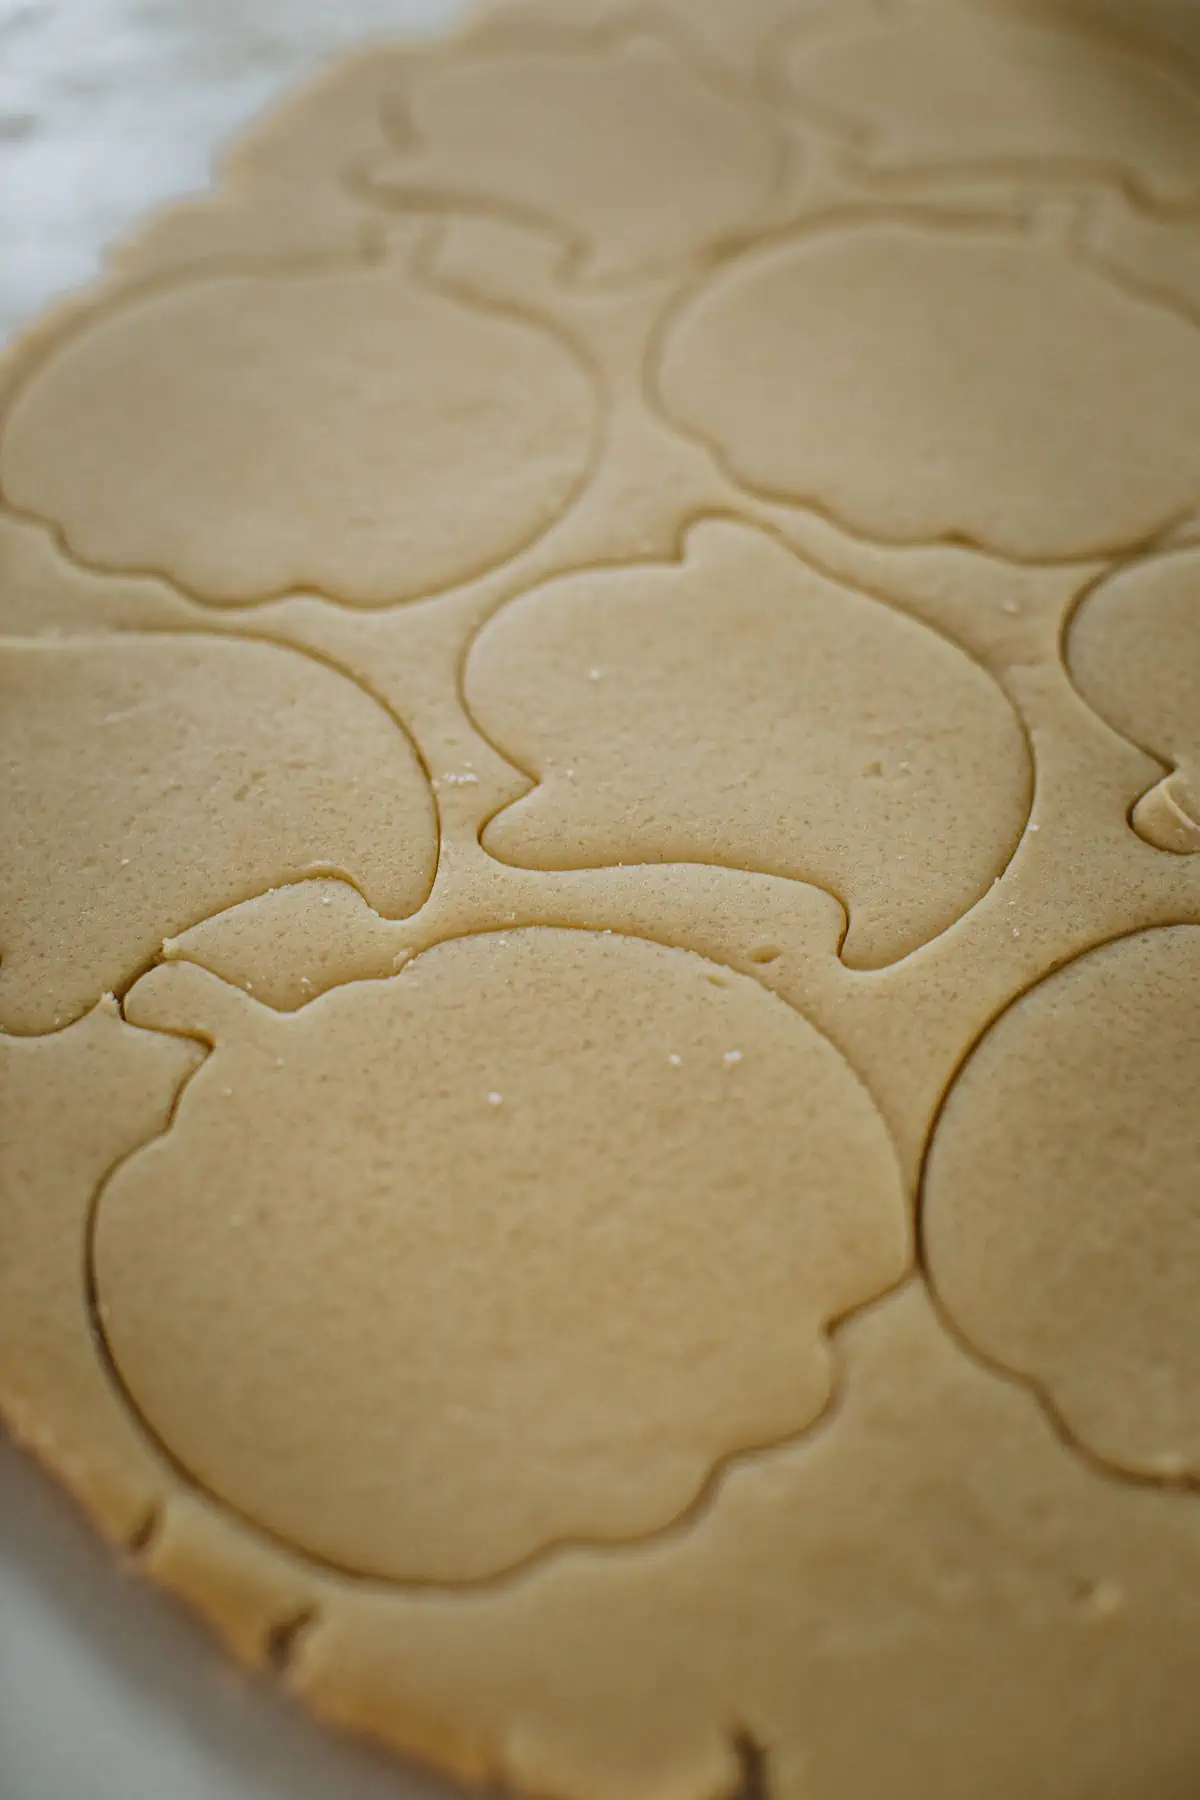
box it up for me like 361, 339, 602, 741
160, 863, 849, 1030
1073, 191, 1200, 333
0, 623, 442, 1035
646, 205, 1200, 569
460, 514, 1035, 971
771, 0, 1200, 217
80, 932, 912, 1594
1062, 550, 1200, 855
474, 0, 849, 102
362, 16, 796, 287
0, 995, 205, 1545
916, 919, 1200, 1496
0, 233, 604, 611
2, 8, 1199, 1791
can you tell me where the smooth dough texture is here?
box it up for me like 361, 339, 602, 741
1067, 550, 1200, 853
657, 219, 1200, 560
784, 5, 1200, 201
372, 36, 783, 280
924, 926, 1200, 1479
98, 935, 906, 1583
3, 1, 1200, 1797
477, 0, 835, 80
468, 520, 1031, 967
0, 1002, 202, 1540
0, 634, 436, 1034
1, 262, 596, 604
295, 1285, 1200, 1800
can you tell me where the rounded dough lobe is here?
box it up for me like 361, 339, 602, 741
924, 926, 1200, 1478
0, 635, 436, 1034
0, 264, 596, 605
657, 221, 1200, 560
94, 931, 908, 1583
386, 38, 780, 280
1068, 549, 1200, 852
469, 522, 1031, 967
784, 8, 1200, 201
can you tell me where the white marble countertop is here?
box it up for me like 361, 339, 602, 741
0, 0, 465, 337
0, 7, 468, 1796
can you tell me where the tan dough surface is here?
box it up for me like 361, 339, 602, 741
293, 1285, 1200, 1800
475, 0, 836, 83
467, 519, 1032, 968
0, 1001, 202, 1540
0, 633, 437, 1034
2, 1, 1200, 1798
369, 34, 784, 282
1067, 549, 1200, 851
1, 260, 597, 605
656, 217, 1200, 561
924, 925, 1200, 1479
98, 938, 906, 1583
783, 3, 1200, 202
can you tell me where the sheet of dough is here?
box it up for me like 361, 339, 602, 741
2, 2, 1199, 1797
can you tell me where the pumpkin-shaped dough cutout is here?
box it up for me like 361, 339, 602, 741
0, 261, 597, 606
96, 931, 908, 1584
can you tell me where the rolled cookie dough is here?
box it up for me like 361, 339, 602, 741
2, 3, 1199, 1798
